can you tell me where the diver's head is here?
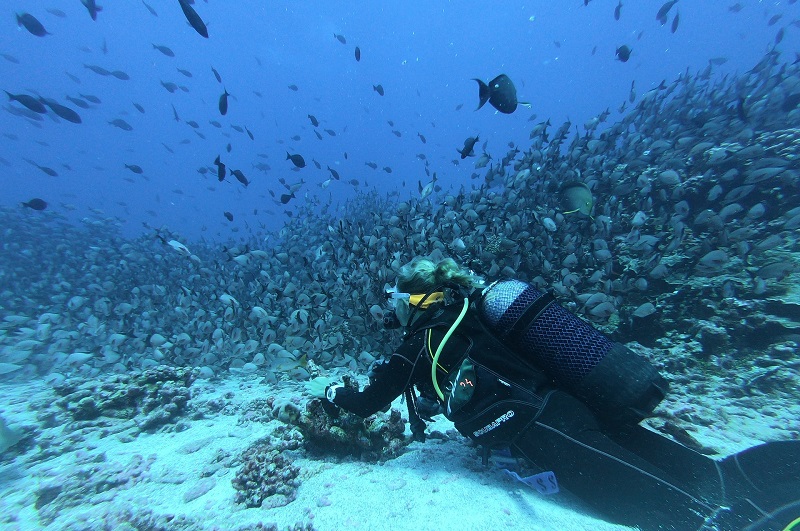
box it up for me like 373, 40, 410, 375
396, 257, 484, 294
385, 257, 484, 327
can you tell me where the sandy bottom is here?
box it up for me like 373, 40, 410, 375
0, 366, 794, 531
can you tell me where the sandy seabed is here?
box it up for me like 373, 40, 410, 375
0, 366, 793, 531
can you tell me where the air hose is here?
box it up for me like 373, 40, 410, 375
431, 297, 470, 400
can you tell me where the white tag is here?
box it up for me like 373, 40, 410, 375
503, 469, 559, 495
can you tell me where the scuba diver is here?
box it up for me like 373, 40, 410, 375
308, 257, 800, 530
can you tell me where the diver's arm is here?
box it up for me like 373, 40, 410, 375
328, 349, 416, 417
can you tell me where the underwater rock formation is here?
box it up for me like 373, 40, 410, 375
231, 427, 303, 509
53, 365, 196, 434
296, 376, 410, 461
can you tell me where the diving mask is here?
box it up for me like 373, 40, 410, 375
384, 283, 445, 327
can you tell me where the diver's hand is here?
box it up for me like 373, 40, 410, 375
306, 376, 334, 398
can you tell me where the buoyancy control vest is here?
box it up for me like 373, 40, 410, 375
476, 279, 667, 426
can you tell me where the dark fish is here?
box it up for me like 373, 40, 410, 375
312, 159, 322, 170
355, 46, 361, 62
288, 84, 299, 91
178, 0, 208, 38
314, 130, 323, 140
782, 93, 800, 112
111, 70, 130, 80
24, 159, 58, 176
171, 104, 180, 122
245, 126, 254, 140
41, 98, 82, 124
383, 166, 393, 173
392, 130, 401, 137
46, 9, 67, 18
418, 133, 427, 143
474, 74, 523, 114
365, 162, 377, 169
226, 143, 232, 153
231, 125, 243, 133
325, 129, 337, 137
80, 93, 101, 104
186, 120, 199, 129
84, 64, 111, 76
66, 96, 91, 109
109, 118, 133, 131
308, 114, 319, 126
709, 57, 728, 65
214, 155, 226, 182
286, 152, 306, 168
211, 66, 222, 83
125, 164, 144, 174
334, 33, 346, 44
767, 14, 782, 26
1, 53, 20, 64
458, 135, 479, 159
21, 198, 47, 210
142, 1, 158, 16
671, 11, 680, 33
153, 44, 175, 57
327, 166, 340, 180
614, 1, 622, 20
455, 103, 463, 110
656, 0, 678, 25
16, 13, 49, 37
616, 45, 632, 62
65, 72, 81, 83
209, 120, 221, 127
5, 92, 47, 113
373, 84, 385, 96
161, 81, 178, 93
231, 169, 249, 187
81, 0, 101, 20
133, 102, 145, 113
175, 68, 193, 79
775, 27, 785, 45
224, 211, 233, 222
219, 88, 229, 115
280, 192, 295, 204
291, 135, 301, 141
728, 3, 743, 12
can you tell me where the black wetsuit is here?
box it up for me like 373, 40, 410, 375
331, 302, 800, 530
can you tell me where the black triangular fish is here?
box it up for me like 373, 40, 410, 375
473, 74, 527, 114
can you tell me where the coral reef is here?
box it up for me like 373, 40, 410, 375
53, 365, 195, 434
231, 427, 303, 509
295, 376, 410, 461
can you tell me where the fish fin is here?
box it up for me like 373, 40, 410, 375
473, 79, 490, 110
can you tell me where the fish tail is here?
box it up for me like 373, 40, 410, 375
473, 79, 490, 110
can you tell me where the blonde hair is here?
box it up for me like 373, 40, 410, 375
397, 257, 483, 294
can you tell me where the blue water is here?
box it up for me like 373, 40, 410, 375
2, 1, 798, 242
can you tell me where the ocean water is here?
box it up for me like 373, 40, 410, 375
2, 2, 800, 530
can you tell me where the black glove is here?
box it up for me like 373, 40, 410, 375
321, 385, 342, 418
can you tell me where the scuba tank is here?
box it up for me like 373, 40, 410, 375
477, 280, 667, 426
